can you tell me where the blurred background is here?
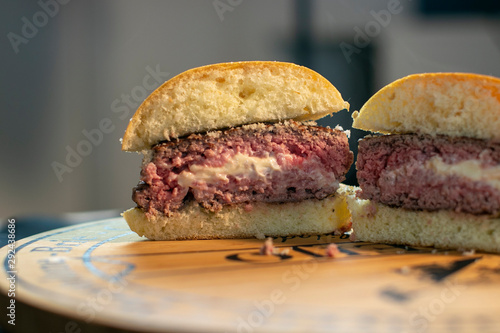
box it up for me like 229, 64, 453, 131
1, 0, 500, 229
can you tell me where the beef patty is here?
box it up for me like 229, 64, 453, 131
357, 133, 500, 215
133, 121, 353, 216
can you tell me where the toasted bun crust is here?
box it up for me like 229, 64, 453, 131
123, 193, 352, 241
122, 61, 349, 152
352, 73, 500, 140
344, 186, 500, 253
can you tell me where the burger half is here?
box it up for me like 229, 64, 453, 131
348, 72, 500, 253
121, 61, 353, 240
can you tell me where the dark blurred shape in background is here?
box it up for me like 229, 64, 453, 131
291, 0, 374, 186
419, 0, 500, 15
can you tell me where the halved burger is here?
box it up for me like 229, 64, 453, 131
347, 72, 500, 253
121, 61, 353, 240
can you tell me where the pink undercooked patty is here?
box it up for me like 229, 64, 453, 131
133, 121, 353, 216
357, 134, 500, 215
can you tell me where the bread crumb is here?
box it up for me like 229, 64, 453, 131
325, 243, 340, 258
462, 249, 476, 256
260, 237, 275, 256
279, 248, 290, 256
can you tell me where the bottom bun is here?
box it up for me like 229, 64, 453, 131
123, 193, 352, 240
345, 186, 500, 253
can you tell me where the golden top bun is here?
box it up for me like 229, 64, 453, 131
122, 61, 349, 152
352, 72, 500, 140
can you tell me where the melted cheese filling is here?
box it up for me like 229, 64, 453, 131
177, 153, 282, 187
425, 156, 500, 190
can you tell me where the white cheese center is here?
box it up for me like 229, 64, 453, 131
177, 153, 282, 187
425, 156, 500, 189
